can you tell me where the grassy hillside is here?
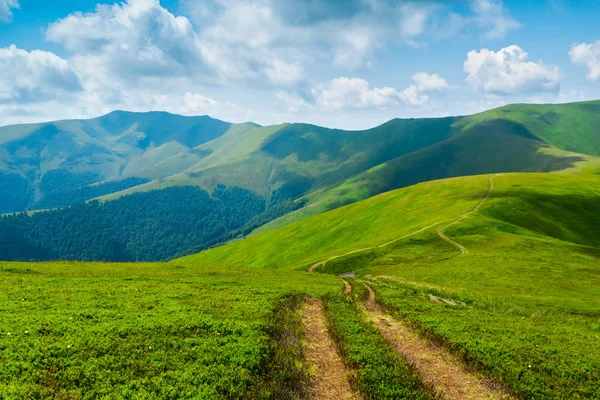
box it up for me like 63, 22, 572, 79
458, 100, 600, 156
178, 172, 600, 398
177, 175, 491, 269
3, 101, 600, 262
0, 111, 255, 213
0, 261, 339, 398
3, 173, 599, 398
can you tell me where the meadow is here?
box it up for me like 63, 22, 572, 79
179, 172, 600, 399
2, 173, 599, 399
0, 262, 340, 398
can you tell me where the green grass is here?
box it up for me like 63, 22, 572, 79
323, 291, 432, 399
177, 175, 490, 269
0, 261, 339, 399
180, 172, 600, 399
458, 100, 600, 156
314, 174, 600, 399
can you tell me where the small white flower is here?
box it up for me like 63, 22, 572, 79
24, 330, 29, 334
6, 332, 10, 335
149, 346, 152, 349
528, 365, 532, 368
67, 345, 71, 349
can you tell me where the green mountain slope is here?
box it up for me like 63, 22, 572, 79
0, 111, 257, 213
176, 173, 600, 269
176, 172, 600, 398
2, 100, 600, 261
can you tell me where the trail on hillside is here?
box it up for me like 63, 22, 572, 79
361, 284, 512, 400
436, 175, 497, 255
301, 299, 359, 400
309, 175, 498, 272
309, 221, 444, 272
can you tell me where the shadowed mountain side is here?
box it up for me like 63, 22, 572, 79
326, 119, 584, 206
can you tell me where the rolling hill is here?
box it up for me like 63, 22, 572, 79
1, 100, 600, 262
177, 172, 600, 398
0, 111, 258, 213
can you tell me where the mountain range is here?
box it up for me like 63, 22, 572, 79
1, 100, 599, 261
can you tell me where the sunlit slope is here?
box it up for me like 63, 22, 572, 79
255, 107, 600, 232
177, 173, 600, 271
176, 175, 491, 269
459, 100, 600, 156
304, 118, 599, 209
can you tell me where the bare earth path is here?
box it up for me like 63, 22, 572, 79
436, 174, 497, 255
301, 299, 359, 400
361, 284, 512, 400
309, 174, 498, 272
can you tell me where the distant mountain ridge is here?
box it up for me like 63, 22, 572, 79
1, 100, 600, 261
0, 111, 258, 213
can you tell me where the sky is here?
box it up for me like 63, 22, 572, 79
0, 0, 599, 129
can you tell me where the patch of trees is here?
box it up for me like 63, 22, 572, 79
175, 198, 308, 258
0, 185, 265, 262
33, 177, 150, 209
0, 173, 32, 214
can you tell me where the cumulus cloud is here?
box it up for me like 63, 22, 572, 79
317, 77, 400, 109
191, 0, 441, 71
399, 72, 450, 106
315, 72, 450, 110
464, 45, 560, 95
569, 41, 600, 81
0, 0, 18, 23
0, 45, 82, 102
46, 0, 206, 81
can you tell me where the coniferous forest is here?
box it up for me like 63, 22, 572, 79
0, 185, 265, 262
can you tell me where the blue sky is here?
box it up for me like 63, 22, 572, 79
0, 0, 598, 129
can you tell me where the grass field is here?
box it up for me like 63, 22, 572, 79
3, 172, 599, 399
178, 172, 600, 399
0, 262, 340, 398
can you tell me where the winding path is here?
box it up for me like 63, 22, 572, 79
309, 174, 498, 272
361, 284, 512, 400
436, 174, 497, 255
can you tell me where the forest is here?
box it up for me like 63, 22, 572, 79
0, 185, 265, 262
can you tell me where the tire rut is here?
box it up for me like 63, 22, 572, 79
301, 299, 359, 400
361, 284, 513, 400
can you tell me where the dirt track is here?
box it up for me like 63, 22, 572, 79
301, 299, 358, 400
361, 284, 512, 400
309, 174, 498, 272
436, 174, 497, 255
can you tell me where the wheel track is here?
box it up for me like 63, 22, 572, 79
301, 299, 359, 400
360, 283, 513, 400
436, 174, 498, 255
309, 174, 498, 272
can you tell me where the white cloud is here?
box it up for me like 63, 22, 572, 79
569, 41, 600, 81
0, 0, 18, 23
315, 72, 450, 110
411, 72, 450, 92
464, 45, 560, 95
190, 0, 441, 72
399, 85, 429, 106
0, 45, 82, 102
46, 0, 206, 82
400, 72, 450, 106
469, 0, 520, 39
317, 77, 400, 109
